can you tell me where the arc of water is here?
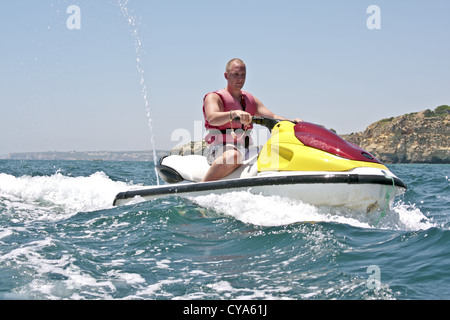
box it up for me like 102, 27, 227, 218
118, 0, 160, 185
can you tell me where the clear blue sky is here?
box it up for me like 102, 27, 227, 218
1, 0, 449, 155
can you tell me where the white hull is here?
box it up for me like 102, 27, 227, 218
113, 167, 406, 213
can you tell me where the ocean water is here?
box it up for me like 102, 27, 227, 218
0, 160, 449, 300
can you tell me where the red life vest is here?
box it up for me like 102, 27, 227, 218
203, 89, 257, 145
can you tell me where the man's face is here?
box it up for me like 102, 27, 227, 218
225, 62, 246, 90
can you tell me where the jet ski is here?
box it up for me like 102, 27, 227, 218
113, 117, 407, 214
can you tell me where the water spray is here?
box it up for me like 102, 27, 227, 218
118, 0, 160, 185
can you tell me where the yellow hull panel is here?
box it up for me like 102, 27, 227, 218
257, 121, 388, 172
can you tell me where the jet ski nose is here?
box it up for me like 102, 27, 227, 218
294, 122, 381, 164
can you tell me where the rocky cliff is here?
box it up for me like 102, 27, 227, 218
341, 105, 450, 164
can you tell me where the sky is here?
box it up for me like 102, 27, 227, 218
1, 0, 449, 155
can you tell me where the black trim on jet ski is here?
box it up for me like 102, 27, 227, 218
113, 173, 407, 206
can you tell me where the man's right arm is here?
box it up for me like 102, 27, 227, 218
204, 93, 228, 127
204, 94, 252, 126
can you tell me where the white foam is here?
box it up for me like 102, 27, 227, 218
0, 235, 121, 299
135, 278, 184, 298
191, 191, 369, 228
190, 191, 436, 231
106, 270, 146, 285
0, 172, 135, 220
393, 201, 436, 231
156, 259, 172, 269
0, 228, 13, 240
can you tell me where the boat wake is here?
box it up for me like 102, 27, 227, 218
0, 172, 133, 222
189, 191, 436, 231
0, 172, 435, 231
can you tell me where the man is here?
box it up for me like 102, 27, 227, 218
202, 58, 302, 182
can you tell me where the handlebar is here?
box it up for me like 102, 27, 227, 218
233, 116, 294, 131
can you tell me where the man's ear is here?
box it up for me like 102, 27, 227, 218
224, 72, 228, 80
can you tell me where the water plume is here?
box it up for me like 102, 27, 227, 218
118, 0, 160, 185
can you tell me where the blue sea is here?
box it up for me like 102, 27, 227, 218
0, 160, 449, 300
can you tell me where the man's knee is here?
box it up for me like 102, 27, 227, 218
223, 149, 242, 165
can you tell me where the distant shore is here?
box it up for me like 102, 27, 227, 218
1, 150, 169, 162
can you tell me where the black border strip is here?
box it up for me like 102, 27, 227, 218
113, 174, 407, 206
